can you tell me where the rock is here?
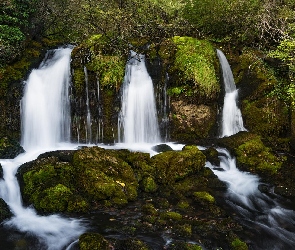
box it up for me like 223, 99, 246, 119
0, 198, 12, 222
0, 136, 24, 159
151, 144, 173, 153
114, 238, 151, 250
151, 145, 206, 184
79, 233, 109, 250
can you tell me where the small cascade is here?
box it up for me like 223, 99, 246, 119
0, 47, 86, 249
96, 78, 104, 143
217, 49, 246, 137
118, 51, 160, 143
84, 66, 92, 143
206, 148, 295, 249
21, 48, 72, 151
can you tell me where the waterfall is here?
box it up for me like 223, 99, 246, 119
206, 148, 295, 249
21, 48, 72, 151
118, 51, 160, 143
84, 66, 92, 144
0, 47, 86, 249
217, 49, 246, 137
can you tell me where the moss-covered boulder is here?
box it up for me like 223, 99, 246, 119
72, 147, 138, 206
79, 233, 109, 250
0, 136, 24, 159
151, 145, 206, 185
0, 198, 12, 222
18, 147, 140, 213
170, 36, 220, 102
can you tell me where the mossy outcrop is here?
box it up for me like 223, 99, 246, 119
17, 145, 248, 249
0, 135, 24, 159
0, 198, 12, 222
228, 48, 291, 151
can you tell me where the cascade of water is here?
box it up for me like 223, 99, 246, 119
21, 48, 72, 151
118, 51, 160, 143
84, 66, 92, 143
206, 148, 295, 249
0, 47, 86, 249
217, 49, 246, 137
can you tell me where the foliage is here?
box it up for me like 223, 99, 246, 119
269, 36, 295, 108
0, 0, 37, 65
182, 0, 295, 48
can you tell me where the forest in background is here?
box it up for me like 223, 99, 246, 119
1, 0, 295, 103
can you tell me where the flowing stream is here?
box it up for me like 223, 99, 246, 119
206, 148, 295, 249
217, 49, 246, 137
0, 47, 86, 250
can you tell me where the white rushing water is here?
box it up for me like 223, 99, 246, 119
217, 49, 247, 137
0, 47, 86, 250
118, 51, 160, 144
206, 148, 295, 249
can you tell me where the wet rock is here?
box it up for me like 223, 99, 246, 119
0, 136, 24, 159
0, 198, 12, 222
151, 144, 173, 153
79, 233, 109, 250
202, 147, 220, 166
151, 145, 206, 184
114, 238, 151, 250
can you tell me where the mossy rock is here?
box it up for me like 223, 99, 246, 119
151, 145, 206, 185
218, 132, 286, 176
72, 147, 138, 205
114, 238, 151, 250
0, 198, 12, 222
0, 136, 24, 159
193, 191, 215, 204
79, 233, 109, 250
231, 238, 248, 250
169, 36, 220, 102
166, 241, 202, 250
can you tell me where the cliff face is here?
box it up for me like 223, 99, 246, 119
70, 36, 221, 144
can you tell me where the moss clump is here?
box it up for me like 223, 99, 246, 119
167, 241, 202, 250
87, 54, 125, 90
151, 145, 206, 184
142, 176, 157, 193
231, 238, 248, 250
72, 147, 138, 205
171, 36, 220, 101
236, 137, 286, 175
79, 233, 109, 250
193, 191, 215, 203
161, 211, 182, 221
114, 238, 151, 250
0, 136, 24, 158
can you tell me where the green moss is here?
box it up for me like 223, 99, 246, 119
142, 176, 157, 192
79, 233, 109, 250
193, 191, 215, 203
231, 238, 248, 250
236, 137, 286, 175
161, 211, 182, 221
72, 67, 85, 96
87, 54, 125, 90
151, 145, 206, 184
171, 36, 220, 100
